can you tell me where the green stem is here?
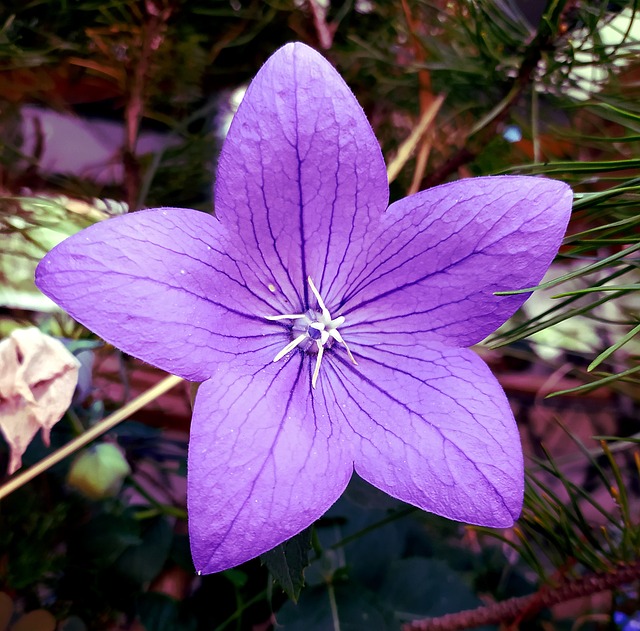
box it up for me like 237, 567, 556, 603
327, 581, 341, 631
129, 477, 187, 520
212, 589, 269, 631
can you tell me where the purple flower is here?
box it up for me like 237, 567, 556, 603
35, 43, 572, 574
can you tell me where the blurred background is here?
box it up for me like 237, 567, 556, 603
0, 1, 639, 630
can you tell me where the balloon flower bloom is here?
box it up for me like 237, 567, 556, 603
36, 43, 572, 574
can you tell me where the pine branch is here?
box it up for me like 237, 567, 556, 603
421, 0, 572, 188
402, 561, 640, 631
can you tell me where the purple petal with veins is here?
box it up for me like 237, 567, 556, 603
215, 42, 388, 313
35, 42, 573, 574
36, 208, 280, 381
188, 356, 352, 574
320, 339, 523, 526
341, 176, 572, 347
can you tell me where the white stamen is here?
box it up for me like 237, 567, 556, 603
312, 345, 324, 388
266, 276, 357, 388
308, 276, 331, 322
328, 328, 358, 365
266, 313, 306, 321
272, 334, 307, 362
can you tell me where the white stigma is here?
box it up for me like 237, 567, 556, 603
266, 276, 357, 388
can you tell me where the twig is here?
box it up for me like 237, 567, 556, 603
308, 0, 336, 49
386, 95, 444, 184
402, 561, 640, 631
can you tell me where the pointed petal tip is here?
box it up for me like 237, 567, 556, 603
467, 494, 522, 529
271, 41, 323, 61
413, 484, 523, 530
347, 173, 572, 345
338, 343, 525, 531
257, 42, 328, 80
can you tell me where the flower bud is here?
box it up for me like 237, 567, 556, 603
67, 443, 130, 500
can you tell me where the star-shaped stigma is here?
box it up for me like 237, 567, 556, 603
266, 277, 357, 388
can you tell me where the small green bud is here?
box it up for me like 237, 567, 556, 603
67, 443, 131, 500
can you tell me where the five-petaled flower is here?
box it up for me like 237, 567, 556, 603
35, 43, 572, 574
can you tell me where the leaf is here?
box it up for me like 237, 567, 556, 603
136, 593, 189, 631
114, 515, 173, 585
494, 242, 640, 296
380, 558, 490, 624
261, 527, 312, 602
343, 473, 404, 511
75, 514, 141, 569
547, 364, 640, 397
276, 583, 389, 631
587, 322, 640, 371
57, 617, 87, 631
306, 490, 409, 590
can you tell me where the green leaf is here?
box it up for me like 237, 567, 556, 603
114, 515, 173, 585
75, 514, 141, 569
547, 363, 640, 397
136, 593, 194, 631
380, 558, 490, 625
276, 583, 389, 631
261, 528, 312, 602
587, 322, 640, 371
551, 284, 640, 298
494, 242, 640, 295
58, 617, 87, 631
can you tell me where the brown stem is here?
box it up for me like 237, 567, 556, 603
123, 0, 173, 211
402, 561, 640, 631
400, 0, 437, 192
400, 0, 432, 101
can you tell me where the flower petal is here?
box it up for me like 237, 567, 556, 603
35, 209, 284, 381
339, 176, 572, 346
215, 42, 388, 313
321, 339, 523, 526
188, 357, 352, 574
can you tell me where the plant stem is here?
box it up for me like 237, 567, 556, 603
0, 374, 183, 501
386, 95, 444, 184
124, 0, 173, 211
327, 581, 342, 631
402, 561, 640, 631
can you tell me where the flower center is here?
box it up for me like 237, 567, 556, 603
266, 277, 357, 388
